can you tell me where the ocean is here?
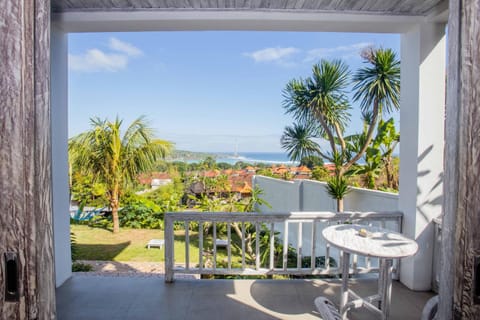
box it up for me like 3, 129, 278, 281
215, 152, 298, 165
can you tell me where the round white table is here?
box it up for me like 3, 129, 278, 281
322, 224, 418, 320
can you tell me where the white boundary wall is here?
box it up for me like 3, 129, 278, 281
254, 176, 399, 213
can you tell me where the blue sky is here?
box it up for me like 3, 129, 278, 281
68, 31, 400, 153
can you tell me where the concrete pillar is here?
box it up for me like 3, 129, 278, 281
399, 22, 446, 290
51, 23, 72, 287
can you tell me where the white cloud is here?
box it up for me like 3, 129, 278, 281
244, 47, 300, 65
109, 38, 143, 56
69, 38, 143, 73
69, 49, 128, 72
305, 42, 373, 62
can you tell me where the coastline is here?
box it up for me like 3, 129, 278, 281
168, 151, 298, 165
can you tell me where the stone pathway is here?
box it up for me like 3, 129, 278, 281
74, 260, 200, 279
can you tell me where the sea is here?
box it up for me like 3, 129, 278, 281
215, 152, 298, 165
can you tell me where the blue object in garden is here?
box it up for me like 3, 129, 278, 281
70, 206, 106, 221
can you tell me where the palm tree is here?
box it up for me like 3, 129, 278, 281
283, 59, 351, 163
350, 47, 400, 165
282, 49, 400, 211
69, 116, 173, 233
280, 123, 321, 162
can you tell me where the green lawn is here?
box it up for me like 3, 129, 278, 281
71, 225, 244, 265
71, 225, 198, 262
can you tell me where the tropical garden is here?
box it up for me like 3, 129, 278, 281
69, 47, 400, 274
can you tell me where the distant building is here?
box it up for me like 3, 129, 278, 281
137, 172, 173, 189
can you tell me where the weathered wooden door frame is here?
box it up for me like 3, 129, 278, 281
0, 0, 56, 319
439, 0, 480, 319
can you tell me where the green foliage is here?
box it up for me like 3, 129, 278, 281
300, 155, 324, 169
326, 175, 350, 200
70, 172, 108, 207
376, 118, 400, 189
281, 123, 321, 162
282, 59, 351, 140
191, 194, 224, 212
233, 161, 249, 169
169, 161, 188, 173
89, 193, 167, 230
143, 179, 185, 212
88, 215, 113, 229
301, 256, 337, 269
71, 232, 78, 261
253, 226, 297, 268
244, 186, 271, 212
120, 205, 163, 229
121, 192, 161, 211
201, 156, 217, 170
281, 48, 401, 204
311, 166, 330, 181
353, 48, 400, 115
217, 162, 233, 169
69, 116, 173, 232
71, 231, 93, 271
255, 168, 277, 178
72, 262, 93, 272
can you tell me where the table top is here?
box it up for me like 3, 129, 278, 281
322, 224, 418, 259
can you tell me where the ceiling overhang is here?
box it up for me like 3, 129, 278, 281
51, 0, 448, 33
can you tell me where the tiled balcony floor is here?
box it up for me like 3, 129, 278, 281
56, 275, 434, 320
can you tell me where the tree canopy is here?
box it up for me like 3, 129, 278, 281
69, 116, 173, 232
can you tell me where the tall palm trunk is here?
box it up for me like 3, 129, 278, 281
111, 182, 120, 233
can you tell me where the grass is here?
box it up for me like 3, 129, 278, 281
71, 225, 198, 262
71, 224, 244, 265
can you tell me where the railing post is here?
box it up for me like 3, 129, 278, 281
165, 213, 175, 283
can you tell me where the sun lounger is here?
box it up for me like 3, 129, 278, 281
215, 239, 228, 247
147, 239, 165, 249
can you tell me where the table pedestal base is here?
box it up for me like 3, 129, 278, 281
340, 253, 393, 320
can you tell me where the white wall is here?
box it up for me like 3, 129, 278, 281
51, 24, 72, 287
344, 186, 399, 212
255, 176, 399, 213
301, 180, 337, 211
253, 176, 301, 213
399, 22, 446, 291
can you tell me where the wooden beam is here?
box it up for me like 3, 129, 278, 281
0, 0, 55, 319
441, 0, 480, 319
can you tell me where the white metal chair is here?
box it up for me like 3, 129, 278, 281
421, 295, 438, 320
315, 296, 343, 320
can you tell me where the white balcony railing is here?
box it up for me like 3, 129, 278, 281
164, 211, 403, 282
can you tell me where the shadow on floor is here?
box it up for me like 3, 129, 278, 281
56, 275, 433, 320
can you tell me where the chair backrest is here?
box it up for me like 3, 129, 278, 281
314, 296, 343, 320
421, 295, 438, 320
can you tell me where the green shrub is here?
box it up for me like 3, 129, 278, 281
72, 262, 93, 272
70, 232, 78, 261
88, 214, 113, 229
301, 256, 337, 268
119, 203, 164, 229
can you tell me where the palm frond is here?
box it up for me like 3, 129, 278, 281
280, 123, 321, 162
352, 48, 400, 115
